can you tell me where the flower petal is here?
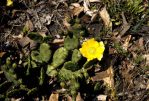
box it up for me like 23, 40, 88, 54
80, 38, 105, 61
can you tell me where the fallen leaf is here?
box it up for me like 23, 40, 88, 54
89, 0, 101, 2
92, 66, 114, 88
143, 54, 149, 65
96, 95, 107, 101
83, 0, 98, 21
67, 95, 72, 101
63, 14, 71, 30
52, 38, 64, 45
49, 93, 59, 101
18, 36, 37, 49
122, 35, 132, 51
24, 20, 34, 32
70, 3, 84, 16
0, 52, 6, 58
83, 0, 90, 12
99, 6, 112, 30
76, 92, 83, 101
147, 80, 149, 89
103, 66, 114, 88
138, 37, 144, 50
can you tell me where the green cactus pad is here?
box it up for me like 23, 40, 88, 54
31, 43, 51, 63
70, 79, 80, 91
46, 65, 55, 75
1, 65, 19, 85
72, 49, 82, 63
63, 61, 80, 72
49, 70, 58, 77
39, 68, 45, 85
31, 51, 41, 62
58, 68, 74, 81
39, 43, 51, 62
58, 67, 82, 82
64, 36, 79, 50
52, 47, 68, 68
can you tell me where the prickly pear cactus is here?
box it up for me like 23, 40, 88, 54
63, 61, 80, 72
39, 68, 45, 85
46, 47, 68, 76
64, 35, 79, 50
71, 49, 82, 63
31, 43, 51, 63
1, 58, 21, 85
51, 47, 68, 68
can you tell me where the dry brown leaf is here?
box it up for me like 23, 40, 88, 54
83, 0, 90, 12
143, 54, 149, 65
52, 39, 64, 45
63, 19, 71, 30
138, 37, 144, 50
18, 36, 37, 49
24, 20, 34, 32
99, 6, 112, 30
92, 66, 114, 88
70, 3, 84, 16
49, 93, 59, 101
83, 0, 92, 16
12, 33, 23, 39
89, 0, 101, 2
103, 66, 114, 88
122, 35, 132, 51
96, 95, 107, 101
63, 14, 71, 30
83, 0, 98, 21
147, 80, 149, 89
0, 52, 6, 58
71, 3, 81, 8
67, 95, 72, 101
76, 92, 84, 101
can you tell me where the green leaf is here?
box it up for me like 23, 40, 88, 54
28, 32, 43, 42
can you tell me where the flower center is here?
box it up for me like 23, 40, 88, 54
88, 47, 96, 54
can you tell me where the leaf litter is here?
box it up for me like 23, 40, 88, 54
0, 0, 149, 101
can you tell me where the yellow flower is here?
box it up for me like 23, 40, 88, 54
7, 0, 13, 6
79, 38, 105, 61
